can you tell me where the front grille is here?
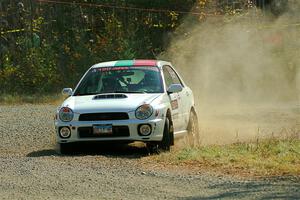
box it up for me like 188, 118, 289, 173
78, 126, 130, 138
79, 112, 129, 121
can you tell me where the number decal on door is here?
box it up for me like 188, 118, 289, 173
171, 99, 178, 110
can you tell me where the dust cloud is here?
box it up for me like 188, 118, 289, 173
160, 1, 300, 145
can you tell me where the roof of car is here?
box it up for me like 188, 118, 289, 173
91, 60, 171, 69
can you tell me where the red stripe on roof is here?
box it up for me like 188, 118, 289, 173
133, 60, 157, 66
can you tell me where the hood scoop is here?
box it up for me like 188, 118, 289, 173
93, 94, 128, 100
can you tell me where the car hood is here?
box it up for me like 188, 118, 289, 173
62, 93, 162, 113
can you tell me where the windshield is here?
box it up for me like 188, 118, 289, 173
74, 66, 164, 96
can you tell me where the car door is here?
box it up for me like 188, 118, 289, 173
162, 66, 180, 132
163, 66, 185, 132
165, 66, 190, 131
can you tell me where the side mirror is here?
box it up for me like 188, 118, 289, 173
62, 88, 73, 96
167, 84, 183, 94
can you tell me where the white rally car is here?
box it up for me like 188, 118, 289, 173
55, 60, 199, 153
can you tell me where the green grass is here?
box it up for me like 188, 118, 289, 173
0, 94, 64, 105
154, 139, 300, 177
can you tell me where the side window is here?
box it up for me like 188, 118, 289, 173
163, 67, 173, 89
165, 66, 183, 86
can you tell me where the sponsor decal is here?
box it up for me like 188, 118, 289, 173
171, 99, 178, 110
95, 66, 159, 72
97, 67, 130, 71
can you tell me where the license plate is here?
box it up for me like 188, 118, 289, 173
93, 124, 113, 135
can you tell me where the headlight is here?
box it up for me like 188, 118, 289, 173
59, 107, 74, 122
135, 104, 153, 120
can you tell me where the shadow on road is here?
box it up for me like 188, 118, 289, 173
181, 178, 300, 200
27, 149, 58, 157
26, 142, 149, 159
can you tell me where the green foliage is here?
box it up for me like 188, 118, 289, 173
0, 41, 59, 93
0, 0, 195, 94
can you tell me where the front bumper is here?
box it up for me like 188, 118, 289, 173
55, 118, 165, 144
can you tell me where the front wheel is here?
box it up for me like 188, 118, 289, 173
57, 143, 73, 155
186, 111, 200, 147
159, 118, 172, 151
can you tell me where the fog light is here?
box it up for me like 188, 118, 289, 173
59, 127, 71, 138
138, 124, 152, 136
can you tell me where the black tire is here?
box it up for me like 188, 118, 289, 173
159, 118, 172, 151
270, 0, 288, 16
187, 111, 200, 147
146, 143, 160, 155
58, 143, 73, 155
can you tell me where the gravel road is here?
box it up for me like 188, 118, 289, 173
0, 104, 299, 200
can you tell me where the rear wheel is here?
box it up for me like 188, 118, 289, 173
186, 111, 200, 147
270, 0, 288, 16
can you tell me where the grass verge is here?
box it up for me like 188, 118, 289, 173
151, 139, 300, 177
0, 94, 64, 105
